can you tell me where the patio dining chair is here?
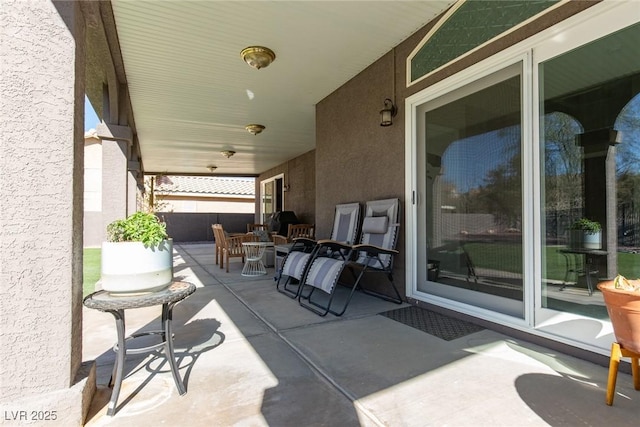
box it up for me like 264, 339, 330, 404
212, 224, 256, 273
298, 198, 402, 316
247, 223, 268, 233
273, 223, 315, 245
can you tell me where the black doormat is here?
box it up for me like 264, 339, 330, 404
379, 306, 485, 341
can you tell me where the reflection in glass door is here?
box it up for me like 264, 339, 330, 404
539, 23, 640, 319
416, 61, 525, 318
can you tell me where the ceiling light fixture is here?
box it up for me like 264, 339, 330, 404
221, 150, 236, 159
240, 46, 276, 70
245, 124, 265, 135
207, 165, 217, 172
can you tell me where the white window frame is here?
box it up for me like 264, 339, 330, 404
405, 0, 639, 355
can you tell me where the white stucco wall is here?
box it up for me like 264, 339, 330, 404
84, 136, 102, 212
1, 2, 90, 423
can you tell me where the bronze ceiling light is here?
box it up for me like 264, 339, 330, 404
245, 124, 265, 135
240, 46, 276, 70
221, 150, 236, 159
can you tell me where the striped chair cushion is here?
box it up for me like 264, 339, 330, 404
304, 257, 345, 294
282, 251, 311, 280
356, 224, 397, 269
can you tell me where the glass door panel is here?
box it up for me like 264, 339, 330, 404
539, 23, 640, 318
416, 62, 525, 318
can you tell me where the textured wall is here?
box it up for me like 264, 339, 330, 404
314, 1, 596, 299
0, 0, 85, 404
256, 150, 316, 225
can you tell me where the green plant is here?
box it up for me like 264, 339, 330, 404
106, 211, 168, 247
570, 218, 601, 234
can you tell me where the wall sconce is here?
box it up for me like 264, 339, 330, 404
380, 98, 397, 127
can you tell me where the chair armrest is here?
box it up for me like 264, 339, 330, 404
352, 244, 399, 256
316, 239, 352, 252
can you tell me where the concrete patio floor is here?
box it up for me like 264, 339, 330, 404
82, 243, 639, 426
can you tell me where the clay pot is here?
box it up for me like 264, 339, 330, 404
598, 279, 640, 353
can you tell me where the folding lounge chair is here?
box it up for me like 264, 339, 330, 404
298, 198, 402, 316
275, 237, 318, 298
275, 203, 361, 298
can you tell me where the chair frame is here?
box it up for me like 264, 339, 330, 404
298, 198, 403, 316
212, 224, 255, 273
297, 240, 355, 316
275, 237, 318, 299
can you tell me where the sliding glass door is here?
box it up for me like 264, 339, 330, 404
414, 60, 526, 318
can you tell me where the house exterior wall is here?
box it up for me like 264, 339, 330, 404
158, 195, 255, 214
313, 0, 597, 300
257, 150, 316, 225
0, 1, 93, 424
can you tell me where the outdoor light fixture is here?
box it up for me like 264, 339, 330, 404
240, 46, 276, 70
380, 98, 397, 127
245, 124, 265, 135
221, 150, 236, 159
207, 165, 217, 172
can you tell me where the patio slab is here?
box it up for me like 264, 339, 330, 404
82, 243, 639, 426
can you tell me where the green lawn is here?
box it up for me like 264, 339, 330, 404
83, 248, 101, 297
463, 242, 639, 281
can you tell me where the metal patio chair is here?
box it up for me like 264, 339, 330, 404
298, 198, 402, 316
275, 203, 361, 299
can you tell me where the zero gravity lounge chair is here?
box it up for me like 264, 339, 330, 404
298, 198, 402, 316
275, 202, 361, 299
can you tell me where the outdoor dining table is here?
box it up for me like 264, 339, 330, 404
83, 281, 196, 416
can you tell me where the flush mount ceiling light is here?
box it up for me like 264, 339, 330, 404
245, 124, 265, 135
240, 46, 276, 70
221, 150, 236, 159
207, 165, 217, 172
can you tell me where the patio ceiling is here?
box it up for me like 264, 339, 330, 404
108, 1, 455, 176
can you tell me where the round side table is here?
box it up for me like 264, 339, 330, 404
83, 281, 196, 416
242, 242, 268, 276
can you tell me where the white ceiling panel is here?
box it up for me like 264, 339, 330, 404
111, 0, 455, 175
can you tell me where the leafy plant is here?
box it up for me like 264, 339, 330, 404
106, 211, 168, 247
570, 218, 601, 234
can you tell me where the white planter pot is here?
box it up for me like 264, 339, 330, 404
101, 239, 173, 294
569, 230, 601, 250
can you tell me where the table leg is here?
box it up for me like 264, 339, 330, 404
106, 309, 126, 416
163, 302, 187, 395
584, 255, 596, 296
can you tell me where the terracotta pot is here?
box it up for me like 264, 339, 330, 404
598, 279, 640, 353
